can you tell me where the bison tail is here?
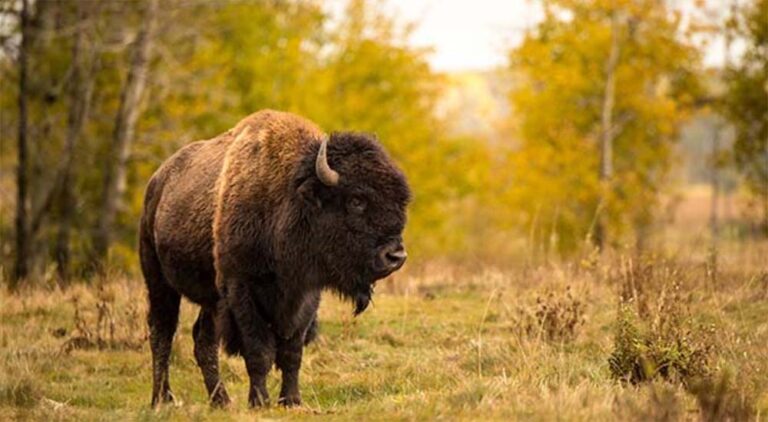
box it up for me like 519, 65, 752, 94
216, 306, 243, 356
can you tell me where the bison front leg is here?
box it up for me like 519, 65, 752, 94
226, 280, 276, 408
276, 331, 304, 407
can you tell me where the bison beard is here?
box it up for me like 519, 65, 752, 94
354, 282, 374, 316
139, 110, 410, 409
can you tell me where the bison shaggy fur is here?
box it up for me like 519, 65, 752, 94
139, 110, 410, 408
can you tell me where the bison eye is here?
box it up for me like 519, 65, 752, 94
347, 197, 367, 214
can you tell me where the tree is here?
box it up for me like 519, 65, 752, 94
94, 0, 158, 266
506, 0, 701, 255
722, 0, 768, 235
5, 0, 108, 284
13, 0, 30, 286
55, 1, 99, 282
596, 9, 622, 250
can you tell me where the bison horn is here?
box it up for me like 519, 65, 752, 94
316, 137, 339, 186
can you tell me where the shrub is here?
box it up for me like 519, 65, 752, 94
609, 260, 715, 385
515, 285, 586, 343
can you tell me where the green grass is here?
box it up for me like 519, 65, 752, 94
1, 261, 766, 420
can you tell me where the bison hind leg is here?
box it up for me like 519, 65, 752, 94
141, 234, 180, 407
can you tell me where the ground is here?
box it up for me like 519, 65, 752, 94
1, 250, 766, 421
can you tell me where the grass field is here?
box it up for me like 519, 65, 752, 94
1, 248, 767, 421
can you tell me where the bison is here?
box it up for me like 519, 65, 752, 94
139, 110, 411, 408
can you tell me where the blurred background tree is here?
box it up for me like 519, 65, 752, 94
504, 0, 702, 257
721, 0, 768, 236
0, 0, 764, 286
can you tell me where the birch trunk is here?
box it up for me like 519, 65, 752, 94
94, 0, 158, 266
595, 10, 621, 251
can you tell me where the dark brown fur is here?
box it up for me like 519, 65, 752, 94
139, 110, 410, 408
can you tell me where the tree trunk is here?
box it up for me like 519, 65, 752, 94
763, 176, 768, 237
55, 1, 97, 283
94, 0, 158, 268
709, 0, 737, 278
762, 109, 768, 239
708, 124, 722, 284
710, 126, 721, 243
595, 10, 621, 251
13, 0, 31, 288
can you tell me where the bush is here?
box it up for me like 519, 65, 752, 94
514, 285, 586, 343
609, 260, 714, 385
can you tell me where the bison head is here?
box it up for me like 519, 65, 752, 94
294, 132, 411, 314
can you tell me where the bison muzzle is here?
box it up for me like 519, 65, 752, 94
139, 110, 411, 408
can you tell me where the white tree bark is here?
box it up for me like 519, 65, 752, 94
596, 9, 622, 250
95, 0, 158, 265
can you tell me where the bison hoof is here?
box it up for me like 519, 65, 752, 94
210, 390, 231, 408
151, 390, 176, 407
248, 387, 270, 408
278, 394, 302, 407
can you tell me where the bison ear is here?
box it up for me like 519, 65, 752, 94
297, 178, 322, 209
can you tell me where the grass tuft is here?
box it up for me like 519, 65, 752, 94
0, 377, 41, 408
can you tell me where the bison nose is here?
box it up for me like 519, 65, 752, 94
380, 242, 407, 271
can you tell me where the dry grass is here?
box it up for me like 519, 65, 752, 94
1, 246, 766, 421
